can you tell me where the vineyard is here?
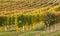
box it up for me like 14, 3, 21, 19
0, 0, 60, 36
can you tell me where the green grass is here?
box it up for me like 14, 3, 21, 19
0, 30, 60, 36
0, 31, 17, 36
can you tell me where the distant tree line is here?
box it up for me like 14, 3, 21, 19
0, 14, 43, 28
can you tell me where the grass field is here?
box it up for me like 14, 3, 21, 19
0, 30, 60, 36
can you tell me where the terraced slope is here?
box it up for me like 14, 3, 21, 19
0, 0, 60, 15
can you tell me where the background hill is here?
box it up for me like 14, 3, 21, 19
0, 0, 60, 36
0, 0, 60, 15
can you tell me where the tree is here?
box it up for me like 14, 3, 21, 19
17, 14, 26, 32
44, 12, 56, 28
11, 16, 15, 25
0, 16, 4, 26
35, 14, 40, 23
17, 15, 26, 27
27, 15, 33, 25
0, 16, 8, 31
8, 16, 15, 25
0, 16, 7, 26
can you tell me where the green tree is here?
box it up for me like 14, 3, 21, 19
17, 15, 26, 27
27, 15, 33, 25
35, 14, 40, 23
8, 16, 15, 25
11, 16, 15, 25
0, 16, 7, 26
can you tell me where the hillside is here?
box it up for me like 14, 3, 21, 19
0, 0, 60, 36
0, 0, 60, 15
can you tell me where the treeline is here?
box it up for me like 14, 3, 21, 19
0, 14, 44, 32
0, 16, 15, 26
0, 14, 44, 27
0, 12, 60, 32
